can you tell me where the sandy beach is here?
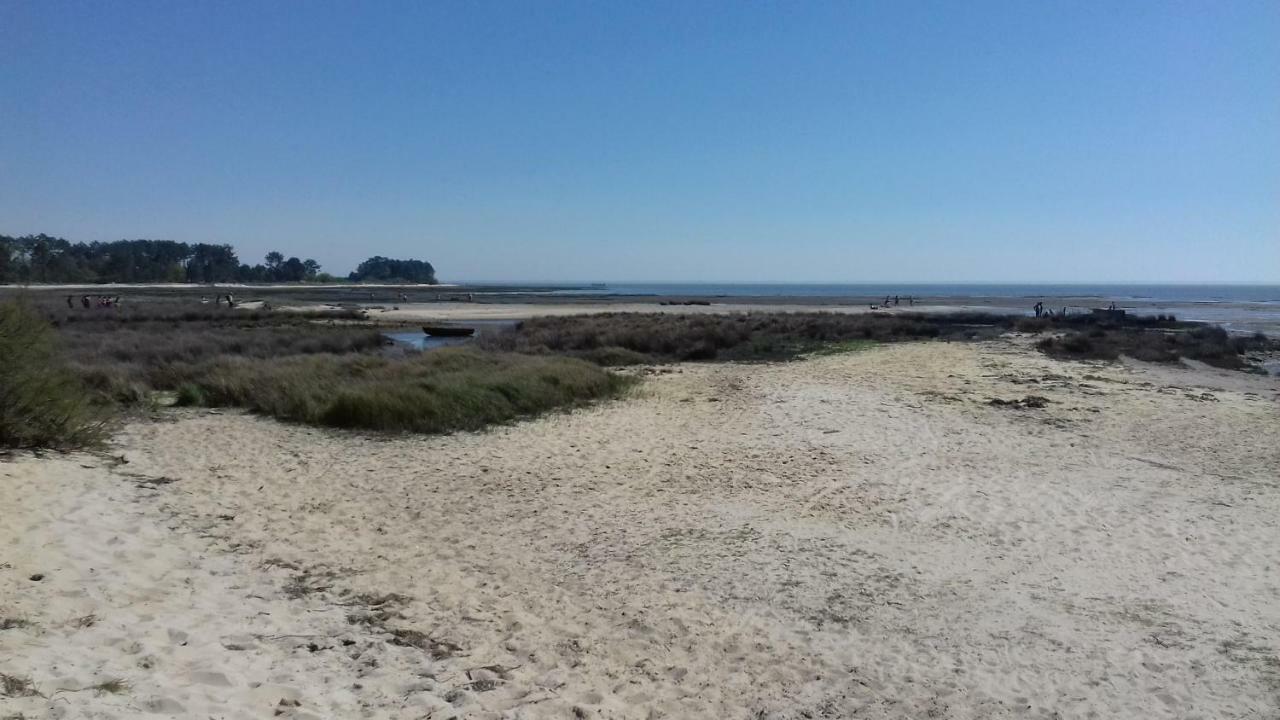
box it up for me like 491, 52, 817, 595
4, 336, 1278, 719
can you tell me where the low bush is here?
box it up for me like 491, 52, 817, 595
0, 301, 104, 449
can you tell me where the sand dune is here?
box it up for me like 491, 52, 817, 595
3, 340, 1278, 718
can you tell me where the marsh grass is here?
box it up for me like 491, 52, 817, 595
1037, 325, 1275, 370
30, 298, 386, 405
482, 311, 1275, 371
480, 312, 987, 363
0, 301, 106, 449
179, 348, 635, 434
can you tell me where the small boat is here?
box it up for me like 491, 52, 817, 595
422, 325, 475, 337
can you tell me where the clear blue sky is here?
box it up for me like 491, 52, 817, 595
3, 1, 1277, 282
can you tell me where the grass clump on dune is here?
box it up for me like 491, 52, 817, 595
0, 301, 105, 449
179, 348, 634, 433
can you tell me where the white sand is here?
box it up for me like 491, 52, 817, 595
3, 340, 1279, 718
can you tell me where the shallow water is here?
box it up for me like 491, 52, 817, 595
502, 282, 1280, 304
383, 331, 473, 351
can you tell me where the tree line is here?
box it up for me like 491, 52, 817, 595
0, 234, 436, 284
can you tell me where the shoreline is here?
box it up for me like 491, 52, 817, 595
6, 282, 1278, 335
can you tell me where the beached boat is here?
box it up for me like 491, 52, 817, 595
422, 325, 475, 337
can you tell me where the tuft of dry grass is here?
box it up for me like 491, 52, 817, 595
69, 614, 98, 629
387, 628, 463, 659
283, 572, 335, 600
85, 679, 129, 696
0, 673, 40, 698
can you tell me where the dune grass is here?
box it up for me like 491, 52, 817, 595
176, 348, 635, 433
0, 301, 105, 449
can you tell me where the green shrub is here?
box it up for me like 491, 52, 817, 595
174, 383, 207, 407
0, 301, 104, 449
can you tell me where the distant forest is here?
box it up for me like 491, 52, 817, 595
0, 234, 437, 284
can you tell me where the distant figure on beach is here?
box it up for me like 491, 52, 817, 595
908, 296, 914, 306
66, 295, 73, 309
81, 295, 91, 309
468, 293, 474, 302
1033, 301, 1044, 318
1107, 302, 1117, 311
225, 293, 235, 308
884, 295, 891, 306
893, 295, 900, 306
399, 292, 408, 303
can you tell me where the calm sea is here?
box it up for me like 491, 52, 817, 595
540, 283, 1280, 303
468, 282, 1280, 335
